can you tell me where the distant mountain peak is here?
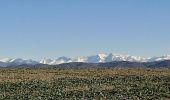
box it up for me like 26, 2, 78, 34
1, 53, 170, 67
0, 58, 13, 62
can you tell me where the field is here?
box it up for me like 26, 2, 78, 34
0, 67, 170, 100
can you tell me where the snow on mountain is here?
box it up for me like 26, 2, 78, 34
86, 53, 108, 63
0, 58, 38, 67
40, 57, 72, 65
10, 58, 38, 65
39, 53, 146, 65
72, 57, 87, 62
105, 53, 147, 62
71, 53, 108, 63
0, 58, 13, 63
39, 59, 53, 65
1, 53, 170, 66
147, 55, 170, 62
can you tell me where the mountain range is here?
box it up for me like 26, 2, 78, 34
1, 53, 170, 67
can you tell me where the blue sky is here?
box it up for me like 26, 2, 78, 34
0, 0, 170, 59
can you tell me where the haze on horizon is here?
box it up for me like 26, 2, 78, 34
0, 0, 170, 60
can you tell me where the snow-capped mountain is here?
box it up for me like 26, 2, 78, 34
0, 58, 38, 67
147, 55, 170, 62
1, 53, 170, 67
72, 53, 108, 63
105, 53, 147, 62
39, 53, 170, 65
39, 56, 72, 65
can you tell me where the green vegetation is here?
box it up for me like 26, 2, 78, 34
0, 68, 170, 99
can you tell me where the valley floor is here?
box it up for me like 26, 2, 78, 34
0, 68, 170, 99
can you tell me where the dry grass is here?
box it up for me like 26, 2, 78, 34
0, 67, 170, 99
0, 67, 170, 83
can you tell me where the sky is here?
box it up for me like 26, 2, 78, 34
0, 0, 170, 60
